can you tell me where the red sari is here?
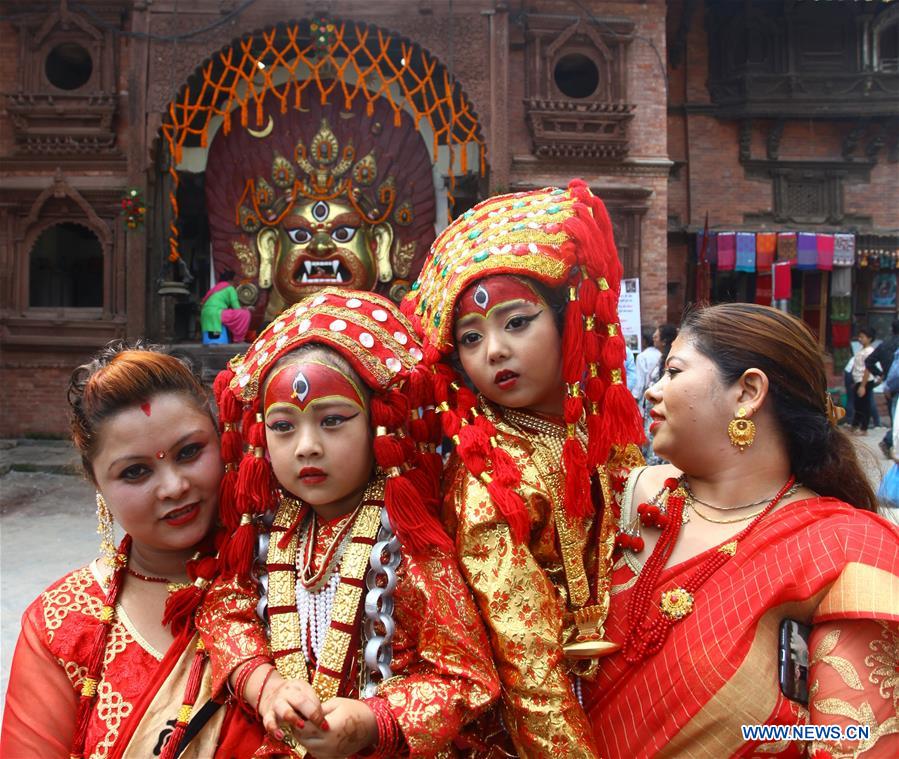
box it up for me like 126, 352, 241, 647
585, 497, 899, 758
1, 562, 258, 759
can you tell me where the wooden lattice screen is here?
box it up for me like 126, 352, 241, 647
160, 20, 485, 262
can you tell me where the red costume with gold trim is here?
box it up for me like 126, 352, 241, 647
1, 562, 257, 759
198, 288, 499, 757
403, 182, 645, 757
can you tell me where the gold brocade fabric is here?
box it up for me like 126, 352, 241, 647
443, 400, 639, 759
197, 502, 499, 756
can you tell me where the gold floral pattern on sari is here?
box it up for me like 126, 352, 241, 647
865, 621, 899, 710
809, 619, 899, 757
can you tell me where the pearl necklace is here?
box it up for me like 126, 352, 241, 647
296, 571, 340, 662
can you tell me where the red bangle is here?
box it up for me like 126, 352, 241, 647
233, 656, 269, 714
255, 666, 276, 717
362, 696, 403, 759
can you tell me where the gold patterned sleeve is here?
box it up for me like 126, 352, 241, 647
377, 549, 500, 756
195, 573, 270, 695
806, 619, 899, 758
445, 466, 600, 759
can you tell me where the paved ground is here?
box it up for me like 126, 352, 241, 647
1, 431, 896, 721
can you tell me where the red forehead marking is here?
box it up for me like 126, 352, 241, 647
140, 402, 151, 417
456, 275, 544, 320
264, 361, 366, 415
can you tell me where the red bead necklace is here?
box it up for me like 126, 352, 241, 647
620, 475, 796, 663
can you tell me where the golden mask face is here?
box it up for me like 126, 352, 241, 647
259, 198, 394, 308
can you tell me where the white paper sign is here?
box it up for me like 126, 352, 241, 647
618, 278, 642, 353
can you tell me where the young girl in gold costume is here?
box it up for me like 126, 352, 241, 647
197, 289, 499, 757
403, 181, 644, 758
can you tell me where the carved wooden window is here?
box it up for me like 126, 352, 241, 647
6, 5, 120, 156
29, 223, 103, 308
875, 18, 899, 72
523, 15, 635, 160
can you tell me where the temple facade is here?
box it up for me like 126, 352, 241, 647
1, 0, 895, 436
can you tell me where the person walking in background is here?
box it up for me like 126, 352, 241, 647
866, 318, 899, 455
199, 268, 251, 343
642, 324, 678, 464
876, 395, 899, 527
633, 327, 662, 404
850, 326, 877, 435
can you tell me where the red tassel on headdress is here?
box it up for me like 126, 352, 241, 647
217, 386, 244, 531
383, 472, 454, 554
162, 555, 218, 637
456, 422, 490, 478
602, 382, 646, 450
485, 446, 529, 542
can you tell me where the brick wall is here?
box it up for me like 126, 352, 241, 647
0, 350, 93, 438
670, 0, 898, 231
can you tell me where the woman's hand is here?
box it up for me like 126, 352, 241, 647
257, 672, 326, 742
289, 697, 377, 759
857, 384, 867, 397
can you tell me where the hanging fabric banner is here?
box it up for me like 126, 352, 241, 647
777, 232, 797, 262
773, 260, 793, 300
756, 232, 776, 273
833, 233, 856, 267
735, 232, 757, 272
796, 233, 818, 270
831, 322, 851, 349
717, 232, 736, 271
817, 233, 835, 271
755, 273, 772, 305
696, 230, 718, 265
830, 268, 852, 298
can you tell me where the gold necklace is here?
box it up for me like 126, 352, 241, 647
687, 497, 770, 524
685, 483, 800, 524
683, 480, 800, 510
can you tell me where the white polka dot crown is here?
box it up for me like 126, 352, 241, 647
229, 287, 425, 400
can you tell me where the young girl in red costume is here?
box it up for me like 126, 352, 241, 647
197, 288, 499, 758
403, 181, 644, 758
1, 342, 257, 759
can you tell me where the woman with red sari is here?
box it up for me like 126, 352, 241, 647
586, 303, 899, 758
0, 343, 257, 758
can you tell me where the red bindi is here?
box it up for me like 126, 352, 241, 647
140, 402, 151, 417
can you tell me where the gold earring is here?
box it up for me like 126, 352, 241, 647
95, 492, 117, 561
727, 408, 756, 452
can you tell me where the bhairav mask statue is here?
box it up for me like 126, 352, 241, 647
206, 96, 436, 323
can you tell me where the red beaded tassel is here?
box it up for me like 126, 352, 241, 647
430, 359, 529, 542
561, 282, 592, 519
159, 639, 208, 759
373, 388, 453, 554
162, 555, 218, 637
69, 535, 130, 759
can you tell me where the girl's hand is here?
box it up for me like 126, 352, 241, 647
259, 674, 326, 741
291, 697, 377, 759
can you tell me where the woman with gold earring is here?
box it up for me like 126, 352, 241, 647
585, 303, 899, 758
1, 341, 259, 759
